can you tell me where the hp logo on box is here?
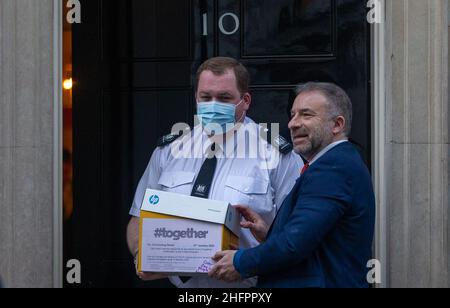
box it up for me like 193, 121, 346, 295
149, 195, 160, 205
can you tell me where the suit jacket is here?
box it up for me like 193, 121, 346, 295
237, 142, 375, 288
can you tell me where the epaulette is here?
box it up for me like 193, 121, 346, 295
273, 135, 294, 155
157, 126, 190, 148
259, 126, 293, 155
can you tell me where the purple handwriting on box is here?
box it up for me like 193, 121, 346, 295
197, 260, 214, 273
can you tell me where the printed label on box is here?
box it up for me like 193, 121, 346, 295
140, 218, 222, 273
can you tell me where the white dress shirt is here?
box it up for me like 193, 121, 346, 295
308, 140, 349, 165
129, 117, 303, 288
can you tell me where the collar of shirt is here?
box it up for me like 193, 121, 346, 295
308, 139, 349, 166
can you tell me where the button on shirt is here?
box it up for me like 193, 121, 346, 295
129, 117, 303, 288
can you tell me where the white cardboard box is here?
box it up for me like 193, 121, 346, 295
138, 189, 240, 276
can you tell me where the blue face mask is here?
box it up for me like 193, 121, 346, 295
197, 100, 244, 133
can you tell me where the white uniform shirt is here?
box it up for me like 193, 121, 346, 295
129, 117, 303, 288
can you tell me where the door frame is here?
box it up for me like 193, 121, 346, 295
52, 0, 389, 288
371, 0, 388, 288
53, 0, 63, 289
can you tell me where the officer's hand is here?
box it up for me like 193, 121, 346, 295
234, 205, 269, 243
137, 272, 169, 281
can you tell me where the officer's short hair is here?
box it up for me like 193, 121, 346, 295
295, 82, 353, 136
196, 57, 250, 95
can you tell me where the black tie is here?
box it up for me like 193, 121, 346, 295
180, 144, 217, 284
190, 143, 217, 199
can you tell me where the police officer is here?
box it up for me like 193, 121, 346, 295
126, 57, 303, 288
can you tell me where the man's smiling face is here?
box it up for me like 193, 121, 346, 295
288, 91, 335, 161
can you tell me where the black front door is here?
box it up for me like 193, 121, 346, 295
212, 0, 370, 159
69, 0, 370, 287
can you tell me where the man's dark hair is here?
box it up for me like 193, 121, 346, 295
196, 57, 250, 95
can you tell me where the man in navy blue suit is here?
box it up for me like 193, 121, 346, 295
209, 82, 375, 288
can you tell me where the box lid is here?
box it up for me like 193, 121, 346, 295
141, 189, 240, 236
